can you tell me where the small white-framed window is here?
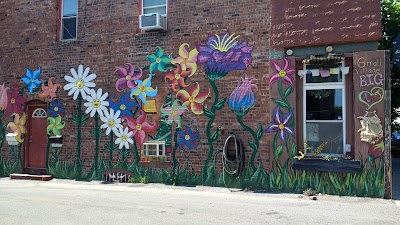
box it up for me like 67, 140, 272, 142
32, 108, 47, 118
61, 0, 78, 40
143, 141, 165, 157
303, 62, 346, 157
142, 0, 167, 15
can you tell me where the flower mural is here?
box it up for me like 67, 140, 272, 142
64, 65, 96, 100
100, 108, 123, 135
114, 63, 142, 92
146, 46, 172, 74
0, 83, 9, 110
123, 110, 158, 145
48, 99, 65, 117
197, 33, 253, 80
7, 113, 26, 143
84, 88, 109, 117
265, 107, 295, 142
115, 127, 134, 149
176, 82, 210, 115
228, 75, 257, 116
177, 126, 199, 150
4, 84, 26, 117
130, 76, 158, 104
109, 92, 140, 118
171, 43, 198, 77
47, 115, 65, 136
21, 67, 42, 94
164, 64, 191, 92
269, 58, 295, 87
38, 77, 62, 101
160, 100, 188, 128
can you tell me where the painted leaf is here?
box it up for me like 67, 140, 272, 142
284, 86, 293, 97
275, 145, 283, 159
203, 107, 214, 118
248, 140, 257, 151
210, 128, 219, 142
250, 164, 263, 186
204, 160, 217, 186
256, 124, 263, 140
272, 99, 289, 108
291, 142, 297, 158
214, 98, 226, 110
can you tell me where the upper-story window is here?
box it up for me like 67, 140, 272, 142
142, 0, 167, 15
61, 0, 78, 40
139, 0, 167, 31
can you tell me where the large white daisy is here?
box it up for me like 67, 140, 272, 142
115, 127, 134, 149
100, 108, 123, 135
84, 88, 109, 117
64, 65, 97, 100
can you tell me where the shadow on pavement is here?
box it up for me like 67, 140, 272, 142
392, 157, 400, 200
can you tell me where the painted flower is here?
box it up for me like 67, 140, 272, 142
84, 88, 109, 117
197, 33, 253, 80
115, 127, 134, 149
47, 115, 65, 136
109, 92, 140, 118
171, 43, 198, 77
123, 110, 158, 145
164, 64, 191, 92
63, 64, 96, 100
160, 100, 188, 128
0, 83, 9, 110
265, 107, 295, 142
114, 63, 142, 92
146, 46, 172, 74
176, 82, 210, 115
38, 77, 62, 101
21, 67, 42, 94
4, 84, 26, 117
48, 99, 65, 117
100, 108, 123, 135
177, 126, 199, 150
269, 58, 295, 87
228, 75, 258, 116
369, 141, 384, 159
130, 76, 158, 104
7, 113, 26, 143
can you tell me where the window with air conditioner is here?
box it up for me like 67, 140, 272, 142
61, 0, 77, 40
143, 141, 166, 157
140, 0, 167, 31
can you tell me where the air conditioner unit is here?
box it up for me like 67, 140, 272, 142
139, 13, 166, 31
143, 141, 166, 157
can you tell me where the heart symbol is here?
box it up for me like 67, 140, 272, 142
358, 87, 384, 110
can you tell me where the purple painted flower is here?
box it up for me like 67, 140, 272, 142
269, 58, 295, 87
109, 92, 140, 118
265, 107, 294, 142
177, 126, 199, 150
196, 33, 253, 80
228, 75, 257, 116
114, 63, 142, 92
48, 99, 65, 117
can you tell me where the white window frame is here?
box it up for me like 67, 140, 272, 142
143, 141, 166, 157
32, 108, 47, 118
141, 0, 167, 16
302, 61, 346, 157
61, 0, 78, 41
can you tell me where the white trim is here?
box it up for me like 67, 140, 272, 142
60, 0, 78, 41
141, 0, 167, 31
32, 108, 47, 118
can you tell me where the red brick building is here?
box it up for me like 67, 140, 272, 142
0, 0, 391, 197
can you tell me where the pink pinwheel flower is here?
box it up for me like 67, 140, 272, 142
38, 77, 62, 101
176, 82, 210, 115
171, 43, 198, 77
114, 63, 143, 92
269, 58, 295, 87
160, 100, 188, 128
4, 84, 26, 117
123, 110, 158, 145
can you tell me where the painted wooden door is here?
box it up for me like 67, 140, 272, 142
25, 105, 48, 169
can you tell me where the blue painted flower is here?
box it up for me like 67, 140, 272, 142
21, 67, 42, 94
48, 99, 65, 117
177, 126, 199, 150
228, 75, 257, 116
265, 107, 294, 142
146, 46, 172, 74
109, 92, 140, 118
130, 75, 158, 104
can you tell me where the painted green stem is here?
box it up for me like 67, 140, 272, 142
46, 137, 50, 171
76, 95, 83, 172
109, 132, 114, 168
172, 128, 180, 175
237, 115, 259, 171
133, 140, 139, 166
93, 113, 100, 175
202, 79, 221, 181
272, 132, 283, 172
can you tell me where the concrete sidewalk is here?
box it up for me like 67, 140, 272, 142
0, 178, 400, 225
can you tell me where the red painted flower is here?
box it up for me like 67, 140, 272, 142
4, 84, 26, 117
176, 82, 210, 115
123, 110, 158, 145
164, 64, 190, 92
38, 77, 62, 101
114, 63, 142, 92
269, 58, 295, 87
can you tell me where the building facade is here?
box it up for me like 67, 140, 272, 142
0, 0, 390, 197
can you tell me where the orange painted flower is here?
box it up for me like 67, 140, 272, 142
176, 82, 210, 115
38, 77, 62, 101
171, 43, 198, 77
164, 64, 190, 92
0, 83, 9, 110
7, 113, 27, 143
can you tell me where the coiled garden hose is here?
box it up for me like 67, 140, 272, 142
221, 134, 245, 191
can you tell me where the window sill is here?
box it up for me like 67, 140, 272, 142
292, 158, 361, 173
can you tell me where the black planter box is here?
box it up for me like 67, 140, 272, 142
48, 136, 63, 144
292, 158, 362, 173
